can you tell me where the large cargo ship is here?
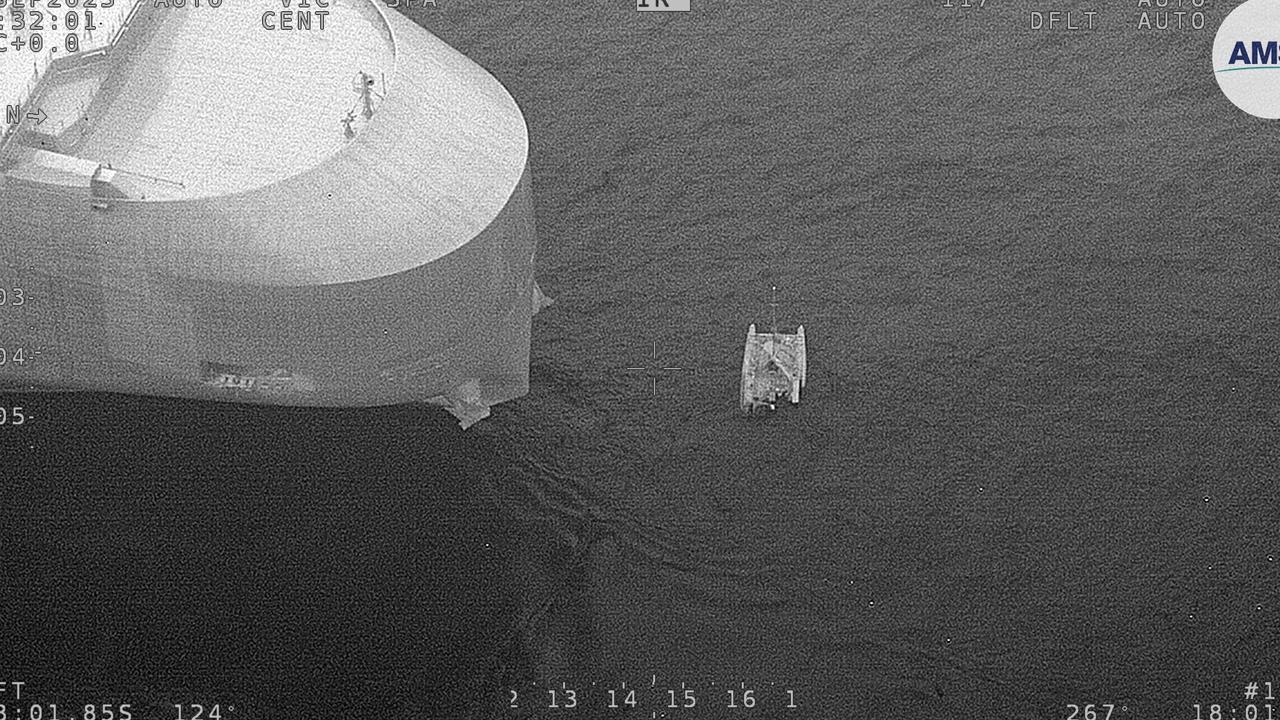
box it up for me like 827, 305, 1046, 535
0, 0, 545, 427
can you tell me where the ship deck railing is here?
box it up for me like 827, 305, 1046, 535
0, 0, 143, 158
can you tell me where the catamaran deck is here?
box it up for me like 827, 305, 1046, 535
741, 324, 806, 411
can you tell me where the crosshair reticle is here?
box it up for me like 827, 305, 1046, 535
624, 341, 696, 396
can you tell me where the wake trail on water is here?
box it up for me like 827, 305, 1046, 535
477, 431, 791, 586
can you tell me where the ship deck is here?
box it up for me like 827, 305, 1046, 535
0, 0, 131, 136
60, 0, 394, 199
1, 0, 531, 285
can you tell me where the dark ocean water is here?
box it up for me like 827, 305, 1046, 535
5, 1, 1280, 719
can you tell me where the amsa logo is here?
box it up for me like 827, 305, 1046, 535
1214, 0, 1280, 118
1227, 40, 1280, 67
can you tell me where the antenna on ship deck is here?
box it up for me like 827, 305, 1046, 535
354, 71, 379, 119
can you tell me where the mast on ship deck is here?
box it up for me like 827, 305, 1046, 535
768, 285, 779, 357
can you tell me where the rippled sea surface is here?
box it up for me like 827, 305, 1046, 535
5, 2, 1280, 719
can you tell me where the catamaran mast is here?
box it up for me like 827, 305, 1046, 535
769, 285, 781, 357
769, 285, 779, 336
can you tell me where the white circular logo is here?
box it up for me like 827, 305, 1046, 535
1214, 0, 1280, 118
